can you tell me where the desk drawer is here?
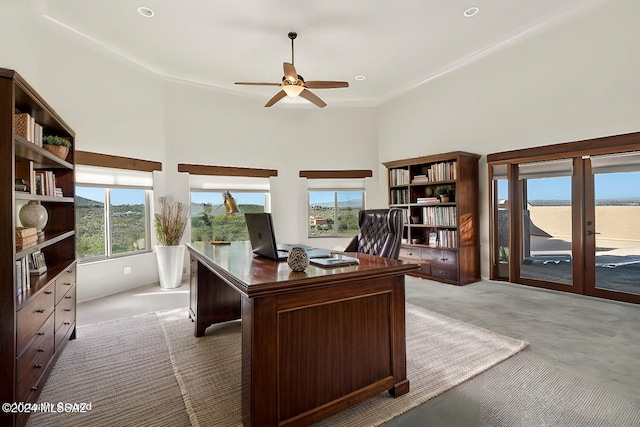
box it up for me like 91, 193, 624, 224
16, 313, 55, 402
17, 284, 55, 355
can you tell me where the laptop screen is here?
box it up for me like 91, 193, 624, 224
245, 213, 282, 260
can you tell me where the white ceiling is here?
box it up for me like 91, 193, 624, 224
39, 0, 607, 107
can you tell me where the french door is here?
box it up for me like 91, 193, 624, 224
489, 138, 640, 304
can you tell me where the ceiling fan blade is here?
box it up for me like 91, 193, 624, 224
264, 90, 287, 107
283, 62, 298, 83
235, 82, 281, 86
304, 81, 349, 89
299, 89, 327, 108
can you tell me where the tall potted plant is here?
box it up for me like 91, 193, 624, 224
154, 196, 189, 289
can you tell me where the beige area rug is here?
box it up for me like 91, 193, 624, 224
28, 304, 527, 427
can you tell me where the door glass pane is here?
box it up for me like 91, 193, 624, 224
519, 170, 573, 285
593, 171, 640, 295
110, 188, 147, 255
494, 173, 509, 278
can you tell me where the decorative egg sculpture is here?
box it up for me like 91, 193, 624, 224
287, 246, 309, 272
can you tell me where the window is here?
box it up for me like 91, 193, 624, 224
76, 186, 151, 260
75, 165, 153, 261
190, 191, 268, 242
308, 190, 364, 237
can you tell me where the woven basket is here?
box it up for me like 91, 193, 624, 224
43, 144, 69, 160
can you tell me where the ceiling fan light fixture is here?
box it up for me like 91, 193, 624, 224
282, 84, 304, 97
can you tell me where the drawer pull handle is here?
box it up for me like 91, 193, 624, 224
37, 332, 45, 336
65, 296, 72, 299
35, 363, 42, 369
63, 322, 71, 325
64, 309, 72, 312
44, 291, 52, 294
440, 258, 448, 262
64, 282, 72, 286
31, 386, 38, 391
37, 348, 44, 352
36, 309, 46, 313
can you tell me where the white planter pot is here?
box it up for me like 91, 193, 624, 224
155, 245, 185, 289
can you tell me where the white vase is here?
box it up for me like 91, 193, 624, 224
155, 245, 185, 289
19, 200, 48, 236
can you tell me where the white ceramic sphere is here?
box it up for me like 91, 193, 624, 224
19, 201, 48, 232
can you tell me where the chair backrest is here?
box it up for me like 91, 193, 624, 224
353, 208, 404, 259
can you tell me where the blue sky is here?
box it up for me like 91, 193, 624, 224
497, 172, 640, 200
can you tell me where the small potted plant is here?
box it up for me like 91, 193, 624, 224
154, 196, 189, 289
43, 135, 72, 160
436, 185, 454, 203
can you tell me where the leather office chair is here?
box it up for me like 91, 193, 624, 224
345, 208, 404, 259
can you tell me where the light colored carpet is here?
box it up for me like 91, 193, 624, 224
27, 313, 190, 427
28, 303, 527, 426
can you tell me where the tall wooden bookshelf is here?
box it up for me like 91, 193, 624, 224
384, 152, 480, 285
1, 68, 77, 427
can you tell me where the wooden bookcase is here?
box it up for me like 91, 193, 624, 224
1, 68, 77, 427
383, 152, 480, 285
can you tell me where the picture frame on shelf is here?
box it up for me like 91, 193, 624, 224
29, 250, 47, 276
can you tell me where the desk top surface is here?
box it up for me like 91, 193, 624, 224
186, 241, 419, 297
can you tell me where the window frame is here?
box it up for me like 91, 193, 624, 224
307, 188, 365, 238
75, 184, 152, 263
189, 189, 270, 243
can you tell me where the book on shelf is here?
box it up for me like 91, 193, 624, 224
390, 168, 410, 186
391, 188, 409, 205
420, 161, 458, 182
437, 229, 458, 248
34, 170, 57, 196
422, 206, 457, 226
15, 257, 30, 295
14, 112, 43, 146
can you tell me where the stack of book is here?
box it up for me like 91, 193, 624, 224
416, 197, 439, 204
15, 178, 28, 192
411, 174, 429, 184
16, 227, 38, 247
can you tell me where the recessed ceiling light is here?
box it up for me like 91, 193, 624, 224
464, 7, 479, 17
138, 6, 155, 18
355, 75, 366, 81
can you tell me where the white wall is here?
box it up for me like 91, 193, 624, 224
378, 0, 640, 278
3, 0, 638, 298
2, 2, 379, 301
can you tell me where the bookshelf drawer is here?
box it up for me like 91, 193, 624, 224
431, 266, 458, 281
55, 285, 75, 333
16, 312, 55, 402
399, 246, 422, 260
17, 284, 55, 355
55, 265, 76, 304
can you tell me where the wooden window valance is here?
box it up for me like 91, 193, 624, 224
178, 163, 278, 178
299, 170, 373, 179
75, 150, 162, 172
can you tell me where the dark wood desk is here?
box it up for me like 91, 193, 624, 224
186, 241, 419, 427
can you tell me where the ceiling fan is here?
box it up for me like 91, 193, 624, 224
235, 32, 349, 108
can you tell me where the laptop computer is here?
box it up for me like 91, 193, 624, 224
245, 213, 332, 260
